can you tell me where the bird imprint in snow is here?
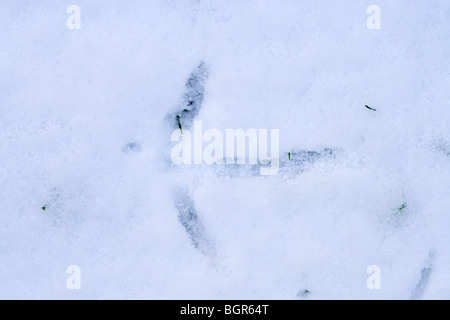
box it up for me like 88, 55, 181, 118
166, 62, 341, 257
168, 148, 340, 180
174, 188, 216, 257
411, 252, 434, 300
122, 142, 142, 154
167, 63, 216, 257
168, 62, 208, 134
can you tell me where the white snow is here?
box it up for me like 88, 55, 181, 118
1, 0, 450, 299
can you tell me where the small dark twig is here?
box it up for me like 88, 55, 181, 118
176, 115, 183, 134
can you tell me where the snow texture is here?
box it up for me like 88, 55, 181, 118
1, 0, 450, 299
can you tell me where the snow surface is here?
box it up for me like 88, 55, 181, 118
1, 0, 450, 299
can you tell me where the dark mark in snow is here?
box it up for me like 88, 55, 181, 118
122, 142, 142, 154
168, 148, 339, 179
174, 188, 215, 257
297, 289, 311, 299
365, 105, 376, 111
411, 253, 434, 300
435, 142, 450, 157
170, 62, 208, 134
216, 149, 336, 178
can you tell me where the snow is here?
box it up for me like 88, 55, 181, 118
1, 0, 450, 299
